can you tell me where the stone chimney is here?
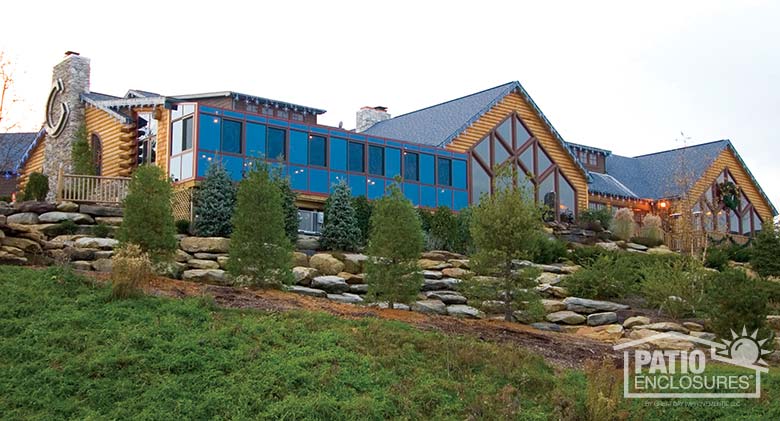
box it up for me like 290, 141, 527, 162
356, 106, 390, 132
41, 52, 90, 199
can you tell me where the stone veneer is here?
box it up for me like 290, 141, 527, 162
41, 54, 91, 200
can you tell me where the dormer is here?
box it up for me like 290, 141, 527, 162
568, 142, 611, 173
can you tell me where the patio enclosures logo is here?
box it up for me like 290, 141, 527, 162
614, 327, 772, 399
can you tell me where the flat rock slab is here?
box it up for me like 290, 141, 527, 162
187, 259, 220, 270
91, 258, 113, 273
546, 310, 586, 325
576, 324, 624, 342
541, 299, 566, 313
75, 237, 118, 250
2, 237, 42, 253
94, 217, 123, 226
349, 284, 369, 294
287, 285, 327, 298
411, 299, 447, 315
327, 293, 364, 304
427, 292, 467, 305
421, 278, 460, 291
587, 312, 618, 326
310, 275, 349, 293
39, 212, 95, 224
79, 204, 123, 217
13, 201, 55, 214
418, 259, 452, 270
369, 302, 410, 311
446, 304, 482, 319
633, 322, 689, 334
7, 212, 39, 225
423, 270, 443, 279
563, 297, 629, 312
626, 242, 648, 251
530, 322, 563, 332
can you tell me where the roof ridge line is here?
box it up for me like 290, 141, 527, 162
632, 139, 730, 158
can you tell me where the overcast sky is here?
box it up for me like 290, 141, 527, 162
2, 0, 778, 214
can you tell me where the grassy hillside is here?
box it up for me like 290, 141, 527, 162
1, 265, 779, 420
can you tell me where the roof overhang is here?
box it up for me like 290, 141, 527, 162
170, 91, 326, 115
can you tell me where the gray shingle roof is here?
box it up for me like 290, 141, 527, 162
363, 82, 518, 146
0, 130, 44, 173
604, 140, 730, 200
589, 172, 639, 198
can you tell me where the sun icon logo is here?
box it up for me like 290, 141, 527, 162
716, 326, 773, 366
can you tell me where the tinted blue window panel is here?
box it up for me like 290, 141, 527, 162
246, 123, 266, 157
348, 174, 366, 197
367, 178, 385, 199
421, 185, 436, 208
403, 183, 420, 206
289, 130, 308, 165
420, 154, 435, 184
197, 153, 215, 177
198, 114, 221, 151
330, 137, 347, 171
452, 159, 467, 189
309, 169, 329, 193
453, 190, 468, 211
437, 188, 453, 208
330, 172, 347, 193
290, 166, 308, 191
385, 148, 401, 178
223, 155, 244, 181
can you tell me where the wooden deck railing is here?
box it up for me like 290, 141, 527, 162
56, 170, 131, 204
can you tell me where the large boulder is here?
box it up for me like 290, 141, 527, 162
563, 297, 629, 313
546, 310, 586, 325
70, 260, 93, 271
39, 212, 95, 224
79, 204, 123, 217
421, 278, 460, 291
442, 267, 472, 278
310, 275, 350, 293
309, 253, 345, 275
2, 237, 42, 253
337, 272, 365, 285
411, 299, 447, 315
91, 258, 113, 272
541, 299, 567, 313
449, 259, 470, 269
446, 305, 483, 319
296, 234, 320, 251
587, 312, 618, 326
293, 266, 320, 285
628, 329, 694, 351
68, 248, 96, 261
535, 284, 569, 298
349, 284, 369, 294
155, 261, 187, 279
7, 212, 39, 225
179, 237, 230, 253
293, 251, 309, 267
339, 253, 368, 274
13, 201, 55, 214
75, 237, 118, 250
182, 269, 228, 285
174, 249, 192, 263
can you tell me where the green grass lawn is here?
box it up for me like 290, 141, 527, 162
1, 265, 779, 420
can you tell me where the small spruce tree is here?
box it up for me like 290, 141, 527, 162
71, 124, 97, 175
22, 172, 49, 201
273, 172, 300, 244
352, 195, 373, 246
193, 163, 236, 237
320, 179, 361, 251
117, 165, 177, 261
365, 183, 424, 309
463, 166, 544, 322
228, 161, 293, 287
752, 223, 780, 277
429, 206, 458, 251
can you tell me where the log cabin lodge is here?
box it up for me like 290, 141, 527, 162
3, 53, 776, 238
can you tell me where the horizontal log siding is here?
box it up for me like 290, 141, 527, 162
18, 138, 45, 188
85, 107, 135, 177
446, 92, 589, 211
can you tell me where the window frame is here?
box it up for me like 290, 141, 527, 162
348, 141, 365, 173
308, 134, 327, 167
266, 126, 287, 161
220, 118, 243, 155
404, 151, 419, 181
437, 157, 452, 186
368, 144, 384, 176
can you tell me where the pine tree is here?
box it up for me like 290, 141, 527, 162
273, 172, 299, 244
752, 223, 780, 277
429, 206, 458, 251
320, 179, 361, 251
365, 183, 424, 309
71, 124, 96, 175
228, 161, 293, 287
462, 167, 544, 322
193, 163, 236, 237
117, 165, 177, 262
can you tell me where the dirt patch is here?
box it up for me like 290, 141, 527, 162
87, 271, 621, 369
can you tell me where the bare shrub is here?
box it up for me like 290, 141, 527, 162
584, 358, 625, 421
111, 244, 153, 299
612, 208, 636, 241
640, 214, 664, 243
